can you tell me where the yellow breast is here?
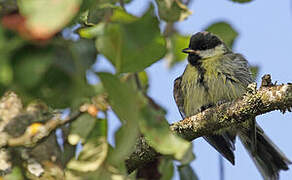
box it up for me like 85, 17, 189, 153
181, 57, 246, 117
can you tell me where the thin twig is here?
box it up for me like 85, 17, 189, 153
5, 111, 83, 147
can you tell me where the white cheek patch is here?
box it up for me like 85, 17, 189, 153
198, 44, 225, 58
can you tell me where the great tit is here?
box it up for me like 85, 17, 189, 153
173, 31, 291, 180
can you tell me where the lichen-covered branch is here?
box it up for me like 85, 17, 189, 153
126, 79, 292, 173
0, 92, 82, 177
0, 92, 95, 177
171, 82, 292, 141
0, 106, 82, 148
6, 111, 82, 147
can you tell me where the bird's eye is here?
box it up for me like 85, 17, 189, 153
199, 43, 207, 50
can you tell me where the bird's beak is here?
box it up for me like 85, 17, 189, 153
182, 48, 197, 54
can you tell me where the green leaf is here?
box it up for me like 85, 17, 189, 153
99, 72, 193, 164
98, 72, 140, 164
37, 65, 75, 107
110, 8, 138, 23
67, 137, 108, 172
71, 41, 97, 70
137, 71, 149, 92
57, 39, 97, 73
121, 73, 193, 163
80, 7, 138, 54
0, 27, 24, 53
80, 0, 134, 25
40, 66, 95, 108
81, 164, 128, 180
165, 33, 190, 67
79, 0, 96, 12
18, 0, 82, 38
121, 71, 149, 93
0, 28, 24, 86
229, 0, 253, 3
139, 106, 194, 162
11, 45, 53, 89
96, 6, 166, 73
3, 166, 24, 180
98, 73, 142, 124
178, 164, 199, 180
155, 0, 192, 22
69, 114, 96, 145
86, 2, 115, 25
87, 118, 108, 140
65, 111, 106, 167
79, 23, 105, 39
9, 38, 97, 108
159, 157, 174, 180
205, 21, 238, 49
0, 59, 13, 85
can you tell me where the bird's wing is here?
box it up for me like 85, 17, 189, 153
203, 135, 235, 164
173, 75, 236, 164
173, 76, 186, 118
225, 53, 254, 85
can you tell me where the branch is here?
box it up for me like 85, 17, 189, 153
126, 77, 292, 173
0, 92, 103, 177
0, 105, 83, 148
6, 111, 82, 147
171, 82, 291, 140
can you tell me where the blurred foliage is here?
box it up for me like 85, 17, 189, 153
69, 113, 97, 145
96, 6, 166, 73
178, 164, 199, 180
17, 0, 82, 39
165, 32, 190, 67
7, 38, 97, 108
0, 0, 255, 179
3, 166, 24, 180
67, 137, 108, 172
158, 157, 174, 180
155, 0, 192, 22
205, 21, 238, 49
99, 73, 193, 165
0, 0, 18, 17
98, 72, 140, 166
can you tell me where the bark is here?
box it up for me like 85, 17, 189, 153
126, 80, 292, 173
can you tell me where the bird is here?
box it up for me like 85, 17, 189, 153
173, 31, 291, 180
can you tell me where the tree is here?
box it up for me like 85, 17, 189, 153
0, 0, 291, 179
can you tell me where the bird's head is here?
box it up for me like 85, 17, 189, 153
182, 32, 229, 65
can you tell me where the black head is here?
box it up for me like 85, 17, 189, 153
182, 32, 223, 66
188, 32, 222, 51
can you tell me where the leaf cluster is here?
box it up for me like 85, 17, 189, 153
0, 0, 255, 179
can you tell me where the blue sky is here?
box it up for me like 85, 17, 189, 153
96, 0, 292, 179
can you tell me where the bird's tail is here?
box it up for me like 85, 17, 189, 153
239, 124, 291, 180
